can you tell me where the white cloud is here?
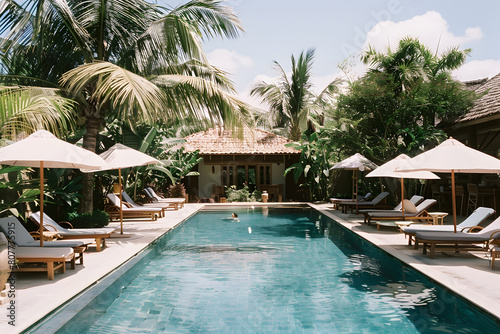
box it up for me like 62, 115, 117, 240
363, 11, 483, 54
337, 11, 500, 83
207, 49, 253, 73
453, 59, 500, 82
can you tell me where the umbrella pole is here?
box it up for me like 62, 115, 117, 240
452, 170, 457, 233
39, 162, 44, 247
119, 168, 123, 235
401, 178, 405, 220
352, 170, 356, 201
354, 170, 359, 214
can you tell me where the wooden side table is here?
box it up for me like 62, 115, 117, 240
428, 212, 448, 225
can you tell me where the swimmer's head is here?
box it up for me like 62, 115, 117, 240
232, 212, 238, 218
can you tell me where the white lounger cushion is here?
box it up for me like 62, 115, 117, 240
415, 216, 500, 241
107, 193, 162, 212
368, 199, 436, 218
359, 195, 424, 214
122, 192, 173, 210
0, 217, 85, 247
15, 246, 74, 259
145, 188, 185, 203
31, 212, 115, 235
402, 207, 495, 234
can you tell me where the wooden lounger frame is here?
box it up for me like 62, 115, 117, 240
365, 210, 435, 226
15, 252, 75, 280
105, 204, 160, 221
43, 225, 109, 252
415, 229, 497, 259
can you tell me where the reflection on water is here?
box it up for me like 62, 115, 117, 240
320, 214, 493, 334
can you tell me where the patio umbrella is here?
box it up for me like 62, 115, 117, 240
0, 130, 108, 246
84, 144, 160, 234
331, 153, 378, 213
396, 138, 500, 232
366, 154, 439, 218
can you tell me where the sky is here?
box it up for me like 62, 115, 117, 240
184, 0, 500, 108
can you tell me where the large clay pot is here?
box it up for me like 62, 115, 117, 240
0, 232, 11, 291
261, 191, 269, 203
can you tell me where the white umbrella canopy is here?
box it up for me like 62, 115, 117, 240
331, 153, 379, 213
396, 138, 500, 231
0, 130, 108, 169
0, 130, 109, 246
366, 154, 440, 217
86, 143, 161, 234
96, 144, 160, 170
330, 153, 379, 172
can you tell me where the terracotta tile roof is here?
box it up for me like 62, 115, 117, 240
456, 73, 500, 123
463, 77, 488, 91
183, 128, 300, 155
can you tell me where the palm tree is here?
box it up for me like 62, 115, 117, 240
361, 36, 470, 96
251, 49, 339, 141
0, 0, 250, 212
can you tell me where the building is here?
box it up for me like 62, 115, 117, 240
443, 73, 500, 186
182, 127, 301, 202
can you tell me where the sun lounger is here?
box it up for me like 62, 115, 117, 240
30, 212, 115, 252
144, 187, 185, 209
414, 216, 500, 259
122, 191, 177, 213
14, 246, 75, 280
338, 192, 391, 214
364, 199, 437, 225
401, 207, 495, 246
0, 217, 86, 264
106, 193, 162, 221
330, 193, 371, 209
360, 195, 424, 223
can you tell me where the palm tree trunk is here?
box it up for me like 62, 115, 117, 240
79, 115, 101, 213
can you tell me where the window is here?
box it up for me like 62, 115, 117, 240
221, 164, 271, 189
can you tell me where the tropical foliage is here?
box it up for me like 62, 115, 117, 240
224, 185, 261, 202
0, 0, 250, 212
0, 86, 75, 139
0, 165, 39, 217
284, 131, 332, 201
251, 49, 341, 140
332, 37, 478, 163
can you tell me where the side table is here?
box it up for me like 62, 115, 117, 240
428, 212, 448, 225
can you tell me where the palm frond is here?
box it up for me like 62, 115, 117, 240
152, 73, 254, 129
169, 0, 244, 40
61, 61, 167, 122
0, 85, 76, 139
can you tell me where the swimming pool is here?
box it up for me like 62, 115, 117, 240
29, 207, 500, 333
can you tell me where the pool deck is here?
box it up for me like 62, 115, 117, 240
2, 202, 500, 332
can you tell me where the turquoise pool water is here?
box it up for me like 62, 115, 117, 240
40, 207, 500, 333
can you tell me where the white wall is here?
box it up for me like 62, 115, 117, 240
196, 161, 287, 199
198, 161, 221, 198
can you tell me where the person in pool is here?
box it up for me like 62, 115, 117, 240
222, 213, 239, 221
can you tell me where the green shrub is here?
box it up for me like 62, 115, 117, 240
167, 183, 186, 198
68, 210, 109, 228
225, 185, 261, 202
